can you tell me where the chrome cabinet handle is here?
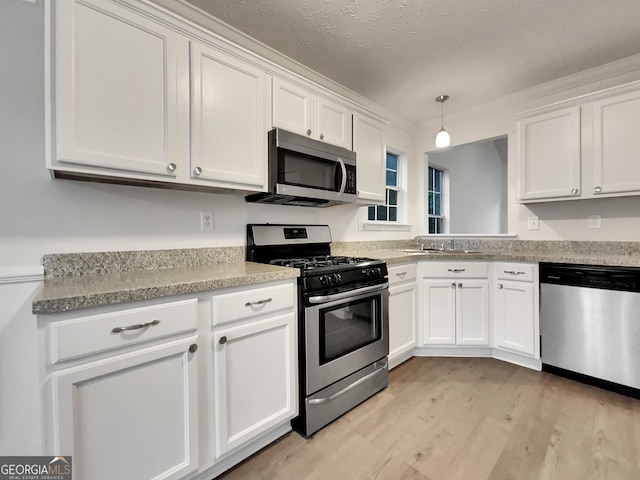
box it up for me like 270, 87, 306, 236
458, 283, 463, 288
111, 319, 160, 334
245, 297, 272, 307
504, 270, 526, 275
571, 188, 579, 194
219, 336, 227, 345
167, 163, 177, 172
396, 272, 407, 277
498, 283, 504, 289
189, 344, 198, 353
306, 129, 312, 136
320, 133, 324, 140
193, 166, 202, 176
451, 283, 456, 288
447, 268, 466, 273
594, 186, 602, 193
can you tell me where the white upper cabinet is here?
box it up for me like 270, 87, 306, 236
591, 89, 640, 196
272, 77, 352, 149
353, 113, 386, 203
517, 84, 640, 203
51, 0, 189, 179
517, 106, 582, 202
190, 43, 267, 191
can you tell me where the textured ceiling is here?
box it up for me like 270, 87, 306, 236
183, 0, 640, 124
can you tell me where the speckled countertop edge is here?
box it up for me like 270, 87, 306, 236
33, 262, 299, 315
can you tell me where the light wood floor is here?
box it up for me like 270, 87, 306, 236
217, 357, 640, 480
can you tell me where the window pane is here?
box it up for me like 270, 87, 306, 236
428, 217, 435, 234
434, 170, 441, 192
386, 153, 397, 171
434, 192, 441, 215
386, 170, 397, 187
388, 189, 398, 206
377, 205, 387, 221
389, 207, 397, 221
368, 206, 376, 221
436, 218, 443, 234
428, 167, 433, 190
428, 192, 434, 215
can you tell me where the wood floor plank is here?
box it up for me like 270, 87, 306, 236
216, 357, 640, 480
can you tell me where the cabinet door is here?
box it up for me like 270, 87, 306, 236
272, 78, 317, 138
53, 0, 188, 177
495, 281, 535, 355
317, 97, 352, 149
353, 113, 386, 203
213, 312, 297, 457
455, 280, 489, 345
51, 338, 199, 480
388, 281, 417, 366
191, 43, 267, 190
517, 106, 581, 201
592, 90, 640, 196
422, 280, 456, 345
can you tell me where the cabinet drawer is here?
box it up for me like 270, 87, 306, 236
213, 282, 295, 326
388, 263, 417, 285
51, 299, 198, 363
495, 262, 535, 282
421, 262, 489, 278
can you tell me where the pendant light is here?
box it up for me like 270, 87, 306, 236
435, 94, 451, 148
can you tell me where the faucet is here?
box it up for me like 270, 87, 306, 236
439, 238, 455, 251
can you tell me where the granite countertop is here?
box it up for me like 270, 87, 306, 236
33, 240, 640, 315
346, 249, 640, 267
33, 262, 299, 315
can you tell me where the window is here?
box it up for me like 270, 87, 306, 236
428, 166, 445, 233
368, 152, 400, 222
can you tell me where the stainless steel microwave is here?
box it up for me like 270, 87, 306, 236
245, 128, 357, 207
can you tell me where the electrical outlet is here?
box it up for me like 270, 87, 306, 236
200, 211, 214, 232
588, 214, 602, 229
527, 216, 539, 230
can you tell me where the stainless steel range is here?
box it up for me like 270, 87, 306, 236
246, 224, 389, 436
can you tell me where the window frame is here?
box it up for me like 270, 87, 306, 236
427, 165, 448, 234
368, 150, 402, 223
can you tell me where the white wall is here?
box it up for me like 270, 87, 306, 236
427, 138, 508, 234
417, 56, 640, 241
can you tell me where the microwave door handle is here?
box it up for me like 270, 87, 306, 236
337, 157, 347, 195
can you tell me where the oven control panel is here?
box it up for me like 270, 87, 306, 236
305, 264, 388, 292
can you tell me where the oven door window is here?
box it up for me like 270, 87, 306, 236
319, 296, 381, 364
278, 149, 340, 192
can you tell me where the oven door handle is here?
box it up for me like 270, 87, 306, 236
308, 358, 388, 405
307, 282, 389, 304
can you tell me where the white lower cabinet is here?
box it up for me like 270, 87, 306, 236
388, 263, 417, 368
39, 298, 200, 480
211, 281, 298, 459
493, 262, 540, 358
419, 262, 490, 347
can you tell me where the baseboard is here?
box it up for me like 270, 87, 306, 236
389, 349, 414, 370
412, 346, 541, 371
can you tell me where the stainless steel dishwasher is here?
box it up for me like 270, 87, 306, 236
540, 263, 640, 397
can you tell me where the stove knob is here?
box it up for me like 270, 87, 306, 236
337, 273, 342, 283
320, 276, 328, 286
333, 273, 341, 284
376, 267, 382, 277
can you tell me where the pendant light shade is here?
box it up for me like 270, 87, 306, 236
434, 95, 450, 148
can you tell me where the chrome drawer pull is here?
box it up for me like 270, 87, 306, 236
111, 319, 160, 334
504, 270, 526, 275
447, 268, 466, 273
396, 272, 407, 276
245, 297, 273, 307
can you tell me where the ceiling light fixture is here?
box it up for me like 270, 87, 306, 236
435, 94, 451, 148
